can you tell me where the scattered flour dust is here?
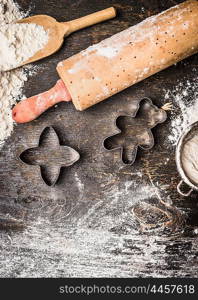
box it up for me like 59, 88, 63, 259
2, 181, 163, 255
0, 0, 48, 147
182, 134, 198, 185
0, 23, 49, 71
166, 78, 198, 146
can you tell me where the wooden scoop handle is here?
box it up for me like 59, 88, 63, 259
12, 80, 71, 123
65, 7, 116, 35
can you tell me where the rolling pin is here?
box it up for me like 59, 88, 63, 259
13, 0, 198, 123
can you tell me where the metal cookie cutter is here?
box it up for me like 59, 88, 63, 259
20, 126, 80, 186
103, 97, 167, 165
176, 121, 198, 197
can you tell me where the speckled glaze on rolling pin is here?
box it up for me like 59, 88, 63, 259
57, 0, 198, 111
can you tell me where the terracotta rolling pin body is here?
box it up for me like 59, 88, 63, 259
13, 0, 198, 123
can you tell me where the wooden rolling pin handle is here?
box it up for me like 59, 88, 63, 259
12, 80, 72, 124
65, 7, 116, 35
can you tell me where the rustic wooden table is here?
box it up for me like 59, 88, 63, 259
0, 0, 198, 277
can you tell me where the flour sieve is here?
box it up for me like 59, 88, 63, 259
176, 121, 198, 197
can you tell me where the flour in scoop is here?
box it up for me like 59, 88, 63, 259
0, 23, 49, 71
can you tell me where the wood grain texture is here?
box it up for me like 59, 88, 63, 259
0, 0, 198, 278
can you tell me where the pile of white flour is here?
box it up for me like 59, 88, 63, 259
0, 0, 48, 147
0, 23, 48, 71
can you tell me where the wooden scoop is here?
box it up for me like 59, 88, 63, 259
17, 7, 116, 67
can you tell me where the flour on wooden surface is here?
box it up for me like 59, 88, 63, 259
0, 0, 23, 24
76, 1, 191, 64
0, 0, 46, 148
165, 77, 198, 146
0, 23, 49, 71
0, 181, 164, 256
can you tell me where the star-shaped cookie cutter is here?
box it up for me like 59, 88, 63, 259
20, 126, 80, 186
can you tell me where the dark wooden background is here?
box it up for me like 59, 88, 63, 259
0, 0, 198, 277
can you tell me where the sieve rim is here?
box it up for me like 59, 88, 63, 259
176, 121, 198, 191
